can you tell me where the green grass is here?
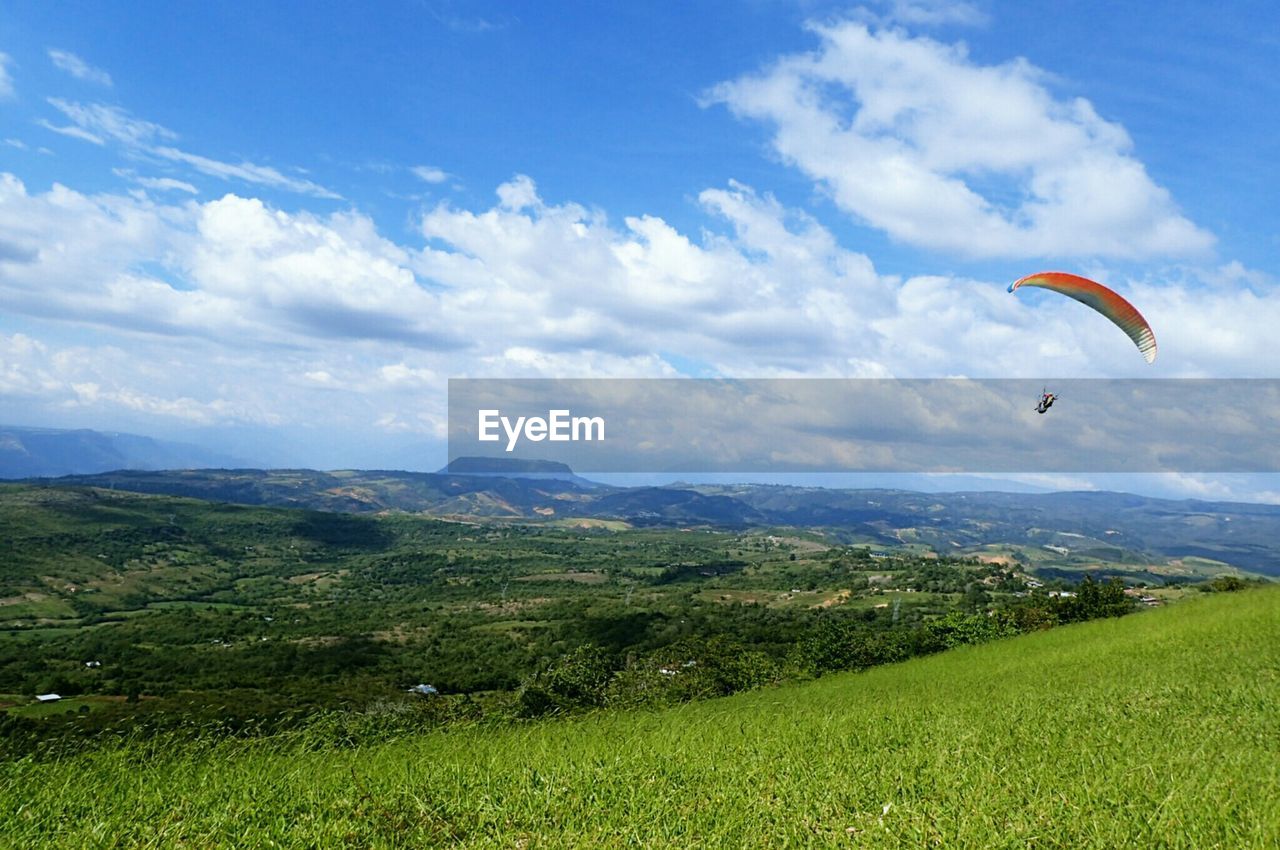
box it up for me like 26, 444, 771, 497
2, 587, 1276, 848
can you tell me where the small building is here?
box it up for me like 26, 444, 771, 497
84, 660, 102, 668
36, 693, 61, 703
407, 684, 439, 696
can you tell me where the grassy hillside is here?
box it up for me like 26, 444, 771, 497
3, 588, 1276, 848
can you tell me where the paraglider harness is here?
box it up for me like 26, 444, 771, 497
1035, 388, 1056, 414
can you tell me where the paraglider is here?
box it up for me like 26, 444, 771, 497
1035, 387, 1057, 414
1008, 272, 1157, 364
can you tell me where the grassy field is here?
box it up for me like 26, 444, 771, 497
2, 587, 1276, 848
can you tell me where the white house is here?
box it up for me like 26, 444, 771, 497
35, 693, 61, 703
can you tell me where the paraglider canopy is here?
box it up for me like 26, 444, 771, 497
1008, 271, 1157, 364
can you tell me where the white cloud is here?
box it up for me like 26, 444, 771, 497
884, 0, 987, 27
0, 175, 400, 348
184, 194, 451, 344
48, 98, 174, 146
428, 8, 510, 33
138, 176, 198, 194
0, 332, 281, 426
2, 171, 1278, 447
0, 53, 13, 99
0, 332, 56, 397
1142, 474, 1280, 505
47, 49, 113, 86
150, 146, 340, 199
42, 99, 339, 199
64, 382, 270, 424
411, 165, 448, 184
37, 119, 104, 145
707, 20, 1214, 260
378, 362, 437, 387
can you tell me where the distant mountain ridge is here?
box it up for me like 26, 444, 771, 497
23, 466, 1280, 576
0, 426, 248, 479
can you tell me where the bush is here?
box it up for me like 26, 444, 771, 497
517, 644, 616, 717
921, 611, 1018, 652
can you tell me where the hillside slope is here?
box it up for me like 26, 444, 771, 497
4, 588, 1277, 848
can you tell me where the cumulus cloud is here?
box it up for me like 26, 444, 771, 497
4, 171, 1275, 386
47, 49, 112, 86
43, 99, 339, 198
184, 193, 457, 346
6, 184, 434, 348
707, 20, 1214, 260
414, 175, 898, 373
3, 170, 1278, 448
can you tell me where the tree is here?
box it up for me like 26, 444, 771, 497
517, 644, 616, 717
798, 620, 906, 675
1205, 575, 1247, 593
1055, 575, 1131, 623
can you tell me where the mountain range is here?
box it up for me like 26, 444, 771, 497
0, 426, 247, 479
24, 463, 1280, 577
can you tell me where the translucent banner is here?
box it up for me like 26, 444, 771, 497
447, 379, 1280, 473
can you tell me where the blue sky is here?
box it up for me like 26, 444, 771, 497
1, 1, 1278, 499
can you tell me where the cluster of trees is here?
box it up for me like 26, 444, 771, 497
510, 576, 1137, 718
1, 575, 1147, 756
1196, 574, 1265, 593
516, 636, 781, 717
